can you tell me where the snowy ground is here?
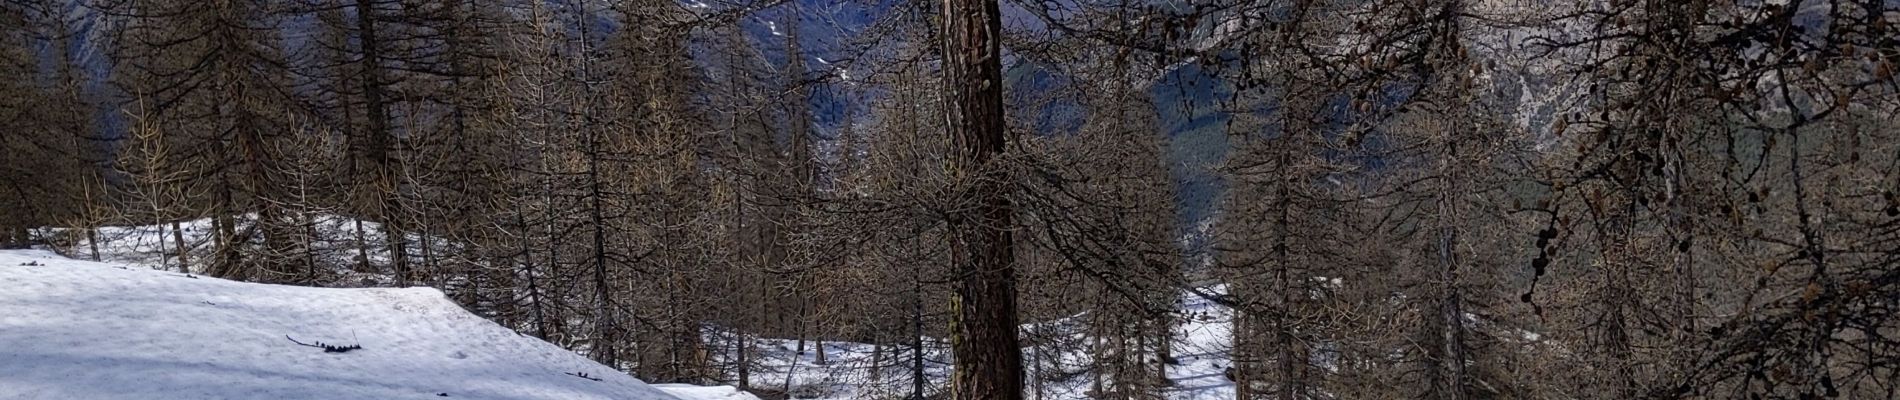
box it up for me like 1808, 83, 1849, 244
30, 217, 1243, 399
0, 249, 751, 400
39, 214, 427, 284
721, 289, 1238, 400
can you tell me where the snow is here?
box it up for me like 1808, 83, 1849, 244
42, 214, 435, 283
713, 287, 1239, 400
652, 384, 762, 400
0, 249, 700, 400
16, 216, 1393, 400
1159, 289, 1240, 399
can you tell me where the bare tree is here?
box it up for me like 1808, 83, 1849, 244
939, 0, 1025, 398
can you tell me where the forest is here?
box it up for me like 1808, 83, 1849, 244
3, 0, 1899, 398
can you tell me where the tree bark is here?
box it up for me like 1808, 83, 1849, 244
940, 0, 1024, 399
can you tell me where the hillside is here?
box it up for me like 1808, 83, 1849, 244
0, 250, 749, 400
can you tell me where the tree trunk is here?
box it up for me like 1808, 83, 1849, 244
171, 221, 189, 273
1272, 166, 1299, 400
815, 338, 827, 365
1232, 310, 1253, 400
354, 0, 405, 287
1433, 227, 1469, 400
940, 0, 1024, 399
1153, 315, 1172, 389
735, 328, 750, 388
911, 258, 928, 400
871, 341, 886, 383
84, 223, 99, 262
421, 223, 435, 280
354, 219, 370, 272
1091, 322, 1105, 397
516, 209, 548, 340
212, 191, 239, 278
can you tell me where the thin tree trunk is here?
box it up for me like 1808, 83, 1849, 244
212, 188, 238, 278
1030, 332, 1044, 400
354, 219, 370, 272
815, 338, 827, 365
83, 208, 99, 262
421, 224, 435, 281
735, 327, 750, 388
1232, 310, 1252, 400
1091, 320, 1105, 397
513, 208, 548, 340
171, 221, 189, 273
86, 224, 98, 262
911, 253, 927, 400
871, 340, 886, 383
1153, 315, 1172, 389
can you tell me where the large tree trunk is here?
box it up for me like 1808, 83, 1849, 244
940, 0, 1024, 399
353, 0, 406, 287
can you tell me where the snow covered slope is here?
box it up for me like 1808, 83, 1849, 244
0, 249, 694, 400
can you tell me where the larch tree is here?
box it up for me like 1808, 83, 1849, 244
105, 0, 305, 281
939, 0, 1025, 398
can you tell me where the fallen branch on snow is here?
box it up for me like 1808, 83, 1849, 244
286, 335, 363, 353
